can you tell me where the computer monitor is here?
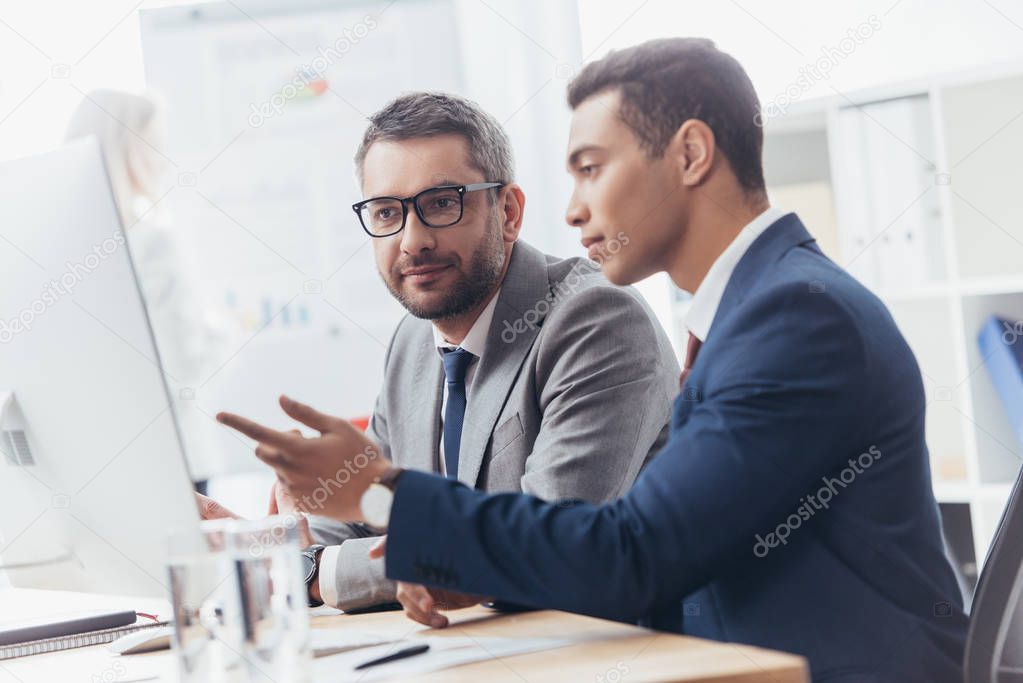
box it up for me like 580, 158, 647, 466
0, 138, 200, 597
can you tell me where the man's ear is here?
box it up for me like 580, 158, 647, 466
668, 119, 715, 188
499, 183, 526, 243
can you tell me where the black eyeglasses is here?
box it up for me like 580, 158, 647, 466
352, 182, 504, 237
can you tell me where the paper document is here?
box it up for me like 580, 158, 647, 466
310, 629, 395, 658
313, 636, 573, 681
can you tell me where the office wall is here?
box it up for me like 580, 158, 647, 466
578, 0, 1023, 103
137, 0, 582, 476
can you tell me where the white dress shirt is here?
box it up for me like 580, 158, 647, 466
318, 289, 501, 605
685, 207, 787, 343
432, 288, 501, 476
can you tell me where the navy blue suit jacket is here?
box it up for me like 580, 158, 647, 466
385, 214, 968, 681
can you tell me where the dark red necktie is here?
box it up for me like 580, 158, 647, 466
679, 331, 703, 390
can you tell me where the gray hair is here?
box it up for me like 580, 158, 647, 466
354, 91, 514, 187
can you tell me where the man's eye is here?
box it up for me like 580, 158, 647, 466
433, 198, 455, 208
376, 208, 394, 219
579, 164, 597, 176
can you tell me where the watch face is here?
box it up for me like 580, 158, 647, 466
301, 551, 316, 583
361, 483, 394, 529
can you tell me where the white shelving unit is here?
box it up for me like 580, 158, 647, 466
662, 63, 1023, 588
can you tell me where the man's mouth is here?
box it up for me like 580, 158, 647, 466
581, 236, 605, 260
400, 263, 453, 284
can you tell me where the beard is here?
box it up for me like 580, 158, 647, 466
381, 216, 506, 321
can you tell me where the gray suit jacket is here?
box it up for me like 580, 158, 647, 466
309, 240, 679, 610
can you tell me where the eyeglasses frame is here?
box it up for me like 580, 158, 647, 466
351, 182, 505, 237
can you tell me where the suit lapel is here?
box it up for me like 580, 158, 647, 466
400, 322, 444, 472
457, 242, 552, 485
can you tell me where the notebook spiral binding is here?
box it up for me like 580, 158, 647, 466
0, 620, 170, 660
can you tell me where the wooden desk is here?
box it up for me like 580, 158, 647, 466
0, 589, 808, 682
314, 606, 808, 683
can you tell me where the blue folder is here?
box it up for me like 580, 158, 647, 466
978, 315, 1023, 448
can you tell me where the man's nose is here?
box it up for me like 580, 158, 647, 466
400, 208, 437, 254
565, 193, 590, 228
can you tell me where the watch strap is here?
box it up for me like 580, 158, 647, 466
302, 544, 326, 607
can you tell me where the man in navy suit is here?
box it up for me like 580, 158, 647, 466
219, 38, 968, 681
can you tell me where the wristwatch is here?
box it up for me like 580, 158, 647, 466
300, 544, 326, 607
360, 467, 405, 530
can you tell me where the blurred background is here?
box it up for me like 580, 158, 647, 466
1, 0, 1022, 599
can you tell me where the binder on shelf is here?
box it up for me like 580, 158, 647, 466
978, 315, 1023, 448
829, 95, 943, 294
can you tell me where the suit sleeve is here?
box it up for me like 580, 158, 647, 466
312, 318, 402, 609
385, 283, 871, 621
523, 285, 678, 502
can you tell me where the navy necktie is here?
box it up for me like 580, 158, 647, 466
442, 347, 475, 478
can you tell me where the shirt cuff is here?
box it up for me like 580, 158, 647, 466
318, 544, 342, 608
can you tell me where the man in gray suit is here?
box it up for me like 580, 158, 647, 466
202, 92, 679, 611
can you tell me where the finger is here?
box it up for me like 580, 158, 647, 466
368, 537, 386, 559
402, 601, 434, 627
217, 412, 300, 451
274, 477, 299, 504
253, 445, 289, 469
396, 585, 437, 628
195, 493, 240, 520
424, 600, 449, 629
296, 515, 314, 547
267, 480, 279, 515
279, 395, 344, 434
274, 463, 299, 513
257, 443, 282, 458
255, 443, 282, 461
410, 586, 448, 628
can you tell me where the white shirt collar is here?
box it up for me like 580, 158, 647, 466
686, 207, 787, 342
432, 287, 501, 358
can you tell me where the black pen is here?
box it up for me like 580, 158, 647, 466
354, 643, 431, 670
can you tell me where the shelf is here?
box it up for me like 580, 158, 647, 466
959, 276, 1023, 297
933, 481, 1016, 504
760, 66, 1023, 568
863, 278, 1023, 301
941, 74, 1023, 280
933, 481, 974, 503
959, 293, 1023, 483
886, 297, 969, 470
977, 481, 1016, 500
870, 282, 952, 303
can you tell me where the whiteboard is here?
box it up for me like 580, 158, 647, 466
139, 0, 581, 475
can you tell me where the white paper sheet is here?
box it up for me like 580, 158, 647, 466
313, 636, 574, 682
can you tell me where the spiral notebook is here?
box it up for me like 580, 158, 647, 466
0, 610, 169, 660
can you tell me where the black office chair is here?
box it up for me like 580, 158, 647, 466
965, 464, 1023, 682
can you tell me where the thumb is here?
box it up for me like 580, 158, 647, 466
267, 481, 279, 515
368, 536, 387, 559
267, 438, 301, 515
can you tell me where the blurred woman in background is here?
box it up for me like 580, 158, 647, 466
65, 89, 235, 492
